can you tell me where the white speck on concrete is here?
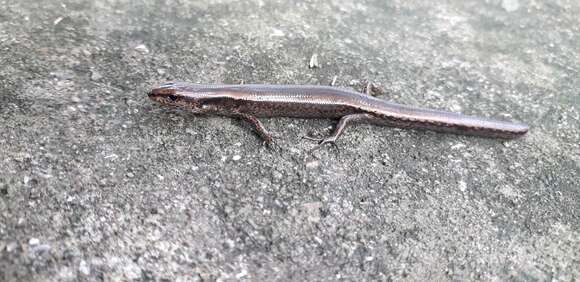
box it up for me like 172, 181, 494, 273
309, 53, 319, 69
235, 269, 248, 279
499, 185, 521, 200
123, 262, 142, 280
459, 180, 467, 192
232, 155, 241, 161
314, 236, 323, 244
53, 17, 63, 25
29, 238, 40, 245
134, 44, 149, 54
305, 160, 320, 169
270, 28, 285, 37
451, 143, 466, 150
79, 260, 90, 275
6, 242, 18, 252
104, 154, 118, 160
502, 0, 520, 12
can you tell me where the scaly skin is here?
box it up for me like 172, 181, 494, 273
148, 82, 529, 145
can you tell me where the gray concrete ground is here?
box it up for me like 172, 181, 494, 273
1, 0, 579, 281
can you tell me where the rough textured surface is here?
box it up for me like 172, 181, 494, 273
1, 0, 579, 281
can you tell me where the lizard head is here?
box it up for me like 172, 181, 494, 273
148, 81, 220, 114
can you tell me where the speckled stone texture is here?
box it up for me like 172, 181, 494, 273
0, 0, 578, 281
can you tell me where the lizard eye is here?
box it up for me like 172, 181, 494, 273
168, 95, 177, 101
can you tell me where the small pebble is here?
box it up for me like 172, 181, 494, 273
29, 238, 40, 245
309, 53, 319, 69
232, 155, 241, 161
134, 44, 149, 54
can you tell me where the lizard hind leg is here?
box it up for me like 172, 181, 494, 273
304, 113, 376, 151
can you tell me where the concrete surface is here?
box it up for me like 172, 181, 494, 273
1, 0, 579, 281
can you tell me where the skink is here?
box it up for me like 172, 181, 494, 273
148, 82, 528, 146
